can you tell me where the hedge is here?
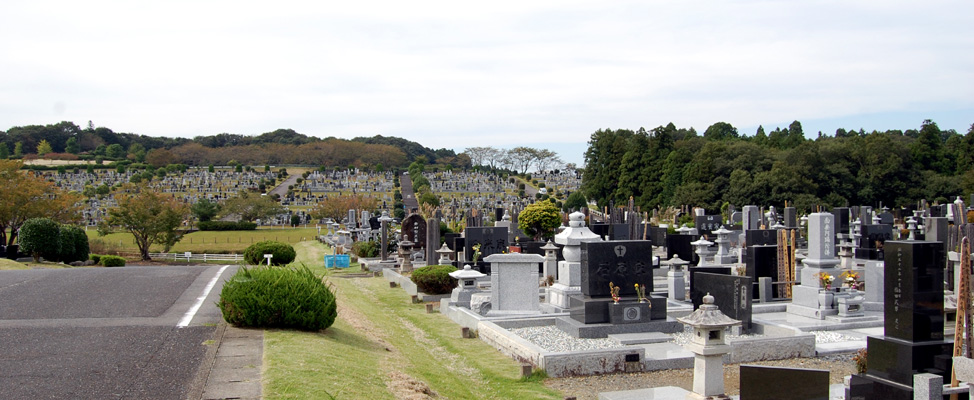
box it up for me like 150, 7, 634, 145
243, 241, 296, 266
218, 265, 337, 331
197, 221, 258, 231
410, 265, 458, 295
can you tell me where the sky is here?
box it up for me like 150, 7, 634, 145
1, 1, 972, 166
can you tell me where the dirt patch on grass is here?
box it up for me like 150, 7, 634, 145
385, 371, 438, 400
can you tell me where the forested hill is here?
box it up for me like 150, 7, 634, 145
0, 121, 464, 168
583, 119, 974, 212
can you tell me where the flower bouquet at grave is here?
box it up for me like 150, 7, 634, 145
841, 270, 862, 290
471, 243, 482, 264
635, 283, 649, 305
609, 282, 621, 304
818, 272, 835, 290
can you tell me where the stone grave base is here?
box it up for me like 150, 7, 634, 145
848, 373, 914, 400
863, 301, 883, 312
555, 316, 682, 339
545, 283, 580, 311
598, 386, 690, 400
824, 313, 878, 324
569, 296, 667, 324
785, 303, 838, 320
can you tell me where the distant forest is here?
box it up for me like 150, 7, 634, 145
582, 119, 974, 213
0, 121, 468, 169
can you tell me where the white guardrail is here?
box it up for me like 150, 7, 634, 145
147, 252, 245, 262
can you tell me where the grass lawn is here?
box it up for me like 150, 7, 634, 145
260, 241, 562, 400
87, 227, 322, 255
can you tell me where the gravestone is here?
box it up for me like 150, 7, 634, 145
691, 272, 752, 331
368, 216, 380, 230
444, 233, 460, 250
694, 215, 722, 235
666, 234, 696, 265
426, 215, 440, 263
742, 205, 760, 230
832, 207, 850, 234
464, 226, 509, 274
745, 245, 778, 299
580, 241, 655, 297
878, 211, 894, 225
649, 226, 668, 246
787, 213, 842, 319
401, 214, 427, 251
850, 240, 951, 399
929, 204, 946, 218
924, 217, 948, 254
863, 260, 884, 311
855, 224, 892, 260
783, 207, 797, 228
688, 266, 732, 305
745, 229, 777, 246
740, 365, 829, 400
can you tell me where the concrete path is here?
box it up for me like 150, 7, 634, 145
200, 325, 263, 400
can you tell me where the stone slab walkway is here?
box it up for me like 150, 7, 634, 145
200, 325, 263, 400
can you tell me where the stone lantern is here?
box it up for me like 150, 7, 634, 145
540, 240, 559, 281
436, 243, 454, 265
677, 293, 741, 400
399, 240, 415, 273
664, 256, 689, 301
712, 228, 736, 265
547, 211, 601, 310
690, 236, 714, 266
449, 265, 486, 308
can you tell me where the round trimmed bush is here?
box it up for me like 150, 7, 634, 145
90, 254, 102, 264
58, 225, 90, 263
243, 241, 296, 266
101, 255, 126, 267
18, 218, 61, 261
410, 264, 458, 295
351, 240, 379, 258
218, 265, 337, 331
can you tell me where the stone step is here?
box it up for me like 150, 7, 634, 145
607, 332, 673, 345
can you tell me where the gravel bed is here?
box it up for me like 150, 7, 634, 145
508, 326, 619, 352
812, 330, 861, 343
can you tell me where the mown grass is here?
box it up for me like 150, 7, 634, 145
86, 227, 322, 255
261, 241, 562, 400
0, 258, 74, 270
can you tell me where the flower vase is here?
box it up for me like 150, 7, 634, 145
818, 290, 834, 309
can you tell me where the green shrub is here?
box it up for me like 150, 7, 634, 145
58, 225, 90, 263
351, 240, 379, 258
18, 217, 61, 261
197, 221, 258, 231
243, 241, 296, 266
410, 265, 458, 295
218, 265, 337, 331
90, 254, 102, 264
101, 255, 126, 267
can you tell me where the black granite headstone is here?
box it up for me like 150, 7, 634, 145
580, 241, 655, 297
745, 245, 778, 299
665, 234, 695, 265
855, 224, 892, 260
884, 240, 945, 342
688, 266, 732, 306
833, 207, 850, 233
464, 226, 508, 263
741, 365, 829, 400
745, 229, 777, 246
445, 233, 461, 251
692, 272, 752, 330
878, 212, 894, 225
694, 215, 722, 235
369, 216, 380, 230
650, 226, 667, 246
610, 224, 631, 240
929, 204, 946, 218
590, 224, 610, 239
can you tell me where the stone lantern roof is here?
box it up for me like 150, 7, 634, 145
690, 236, 713, 247
540, 240, 559, 251
449, 264, 486, 280
712, 227, 732, 236
677, 293, 741, 329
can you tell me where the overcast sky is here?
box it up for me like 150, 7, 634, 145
2, 1, 972, 165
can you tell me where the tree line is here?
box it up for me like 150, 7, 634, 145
462, 146, 567, 174
582, 119, 974, 213
0, 121, 469, 169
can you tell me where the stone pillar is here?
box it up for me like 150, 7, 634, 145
667, 263, 686, 301
379, 212, 393, 262
546, 212, 601, 311
426, 216, 440, 264
742, 205, 760, 231
787, 212, 841, 319
541, 241, 559, 281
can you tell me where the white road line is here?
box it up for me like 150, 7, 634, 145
177, 265, 231, 328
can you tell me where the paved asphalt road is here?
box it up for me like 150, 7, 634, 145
0, 265, 237, 399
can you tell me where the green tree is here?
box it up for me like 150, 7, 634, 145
65, 137, 80, 154
563, 191, 588, 212
418, 191, 440, 208
128, 143, 146, 162
58, 224, 90, 263
98, 184, 190, 260
106, 143, 125, 159
0, 143, 8, 159
220, 192, 285, 223
191, 198, 221, 222
518, 199, 561, 240
703, 122, 739, 141
18, 218, 62, 262
13, 142, 23, 158
912, 119, 945, 173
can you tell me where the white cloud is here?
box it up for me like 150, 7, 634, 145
1, 0, 972, 164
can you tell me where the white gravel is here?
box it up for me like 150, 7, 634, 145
811, 330, 861, 343
509, 326, 620, 352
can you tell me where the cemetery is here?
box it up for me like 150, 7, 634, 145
333, 189, 974, 399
